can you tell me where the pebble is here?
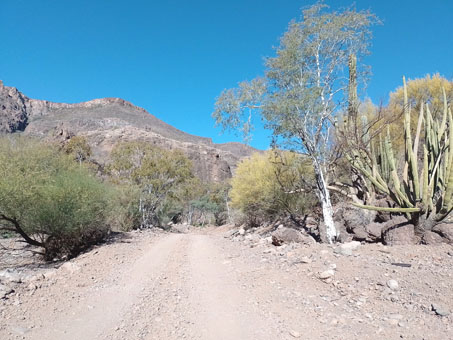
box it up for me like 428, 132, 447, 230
386, 279, 399, 291
299, 256, 312, 264
318, 269, 335, 280
289, 330, 301, 338
432, 303, 450, 316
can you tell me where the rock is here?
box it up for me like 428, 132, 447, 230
299, 256, 312, 264
271, 227, 315, 246
351, 228, 368, 241
422, 231, 445, 245
334, 241, 361, 256
0, 269, 22, 283
382, 217, 417, 245
289, 330, 301, 338
171, 224, 190, 234
60, 262, 81, 274
432, 223, 453, 243
0, 284, 14, 299
366, 222, 384, 241
318, 269, 335, 280
238, 228, 246, 236
386, 279, 399, 291
432, 303, 450, 317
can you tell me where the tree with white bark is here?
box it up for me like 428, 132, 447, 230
212, 2, 378, 243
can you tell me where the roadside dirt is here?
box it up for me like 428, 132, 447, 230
1, 227, 452, 340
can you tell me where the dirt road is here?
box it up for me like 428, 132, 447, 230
1, 229, 452, 340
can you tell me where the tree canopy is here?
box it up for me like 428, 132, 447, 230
213, 2, 379, 242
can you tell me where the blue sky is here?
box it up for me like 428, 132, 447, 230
1, 0, 452, 149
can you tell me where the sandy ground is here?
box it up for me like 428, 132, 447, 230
0, 227, 452, 340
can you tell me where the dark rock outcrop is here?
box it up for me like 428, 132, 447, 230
0, 81, 257, 182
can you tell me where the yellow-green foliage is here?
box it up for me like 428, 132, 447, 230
63, 135, 92, 164
0, 136, 111, 259
230, 150, 316, 223
390, 74, 453, 118
387, 74, 453, 153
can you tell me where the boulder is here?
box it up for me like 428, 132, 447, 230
382, 218, 417, 245
432, 223, 453, 243
271, 227, 315, 246
421, 231, 445, 245
170, 224, 190, 234
365, 222, 384, 241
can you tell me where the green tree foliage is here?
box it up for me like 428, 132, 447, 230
0, 137, 111, 259
230, 150, 317, 226
63, 135, 92, 164
213, 3, 379, 242
107, 183, 141, 231
188, 182, 231, 226
108, 141, 195, 228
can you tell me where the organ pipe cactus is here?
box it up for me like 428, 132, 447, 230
344, 55, 453, 231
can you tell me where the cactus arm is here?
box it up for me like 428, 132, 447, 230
410, 104, 424, 200
351, 203, 420, 213
422, 144, 429, 207
438, 87, 448, 140
447, 108, 453, 186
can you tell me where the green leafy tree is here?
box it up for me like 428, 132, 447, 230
108, 141, 194, 227
213, 3, 379, 242
0, 137, 111, 259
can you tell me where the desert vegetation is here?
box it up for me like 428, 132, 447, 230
1, 2, 452, 261
213, 3, 453, 245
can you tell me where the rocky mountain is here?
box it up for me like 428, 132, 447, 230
0, 80, 257, 182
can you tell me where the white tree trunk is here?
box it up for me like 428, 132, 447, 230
320, 190, 337, 244
313, 161, 338, 243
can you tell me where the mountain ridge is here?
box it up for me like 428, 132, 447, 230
0, 80, 257, 181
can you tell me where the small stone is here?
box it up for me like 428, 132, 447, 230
289, 330, 301, 338
432, 303, 450, 317
60, 262, 81, 274
299, 256, 312, 264
387, 279, 399, 291
318, 269, 335, 280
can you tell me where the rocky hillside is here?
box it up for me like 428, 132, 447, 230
0, 80, 257, 182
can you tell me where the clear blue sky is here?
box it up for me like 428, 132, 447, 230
1, 0, 452, 149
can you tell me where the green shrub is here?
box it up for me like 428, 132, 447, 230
0, 136, 111, 259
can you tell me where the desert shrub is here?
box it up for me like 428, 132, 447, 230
0, 136, 111, 259
106, 183, 141, 231
230, 150, 317, 226
63, 135, 92, 164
